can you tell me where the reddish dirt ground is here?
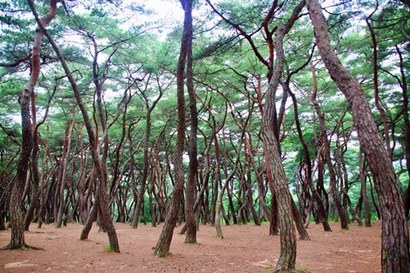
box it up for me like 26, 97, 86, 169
0, 221, 381, 273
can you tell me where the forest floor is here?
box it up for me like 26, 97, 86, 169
0, 220, 380, 273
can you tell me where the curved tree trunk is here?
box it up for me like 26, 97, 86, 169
310, 64, 349, 230
393, 46, 410, 218
215, 136, 239, 239
251, 161, 271, 222
24, 98, 41, 231
55, 118, 75, 228
358, 150, 372, 227
154, 0, 192, 258
306, 0, 410, 271
366, 8, 392, 159
131, 85, 163, 228
247, 174, 260, 225
286, 81, 331, 232
184, 29, 197, 243
29, 0, 120, 253
25, 85, 56, 230
6, 0, 57, 249
262, 2, 306, 270
263, 22, 297, 272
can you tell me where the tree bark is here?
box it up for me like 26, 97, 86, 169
310, 64, 349, 230
131, 78, 164, 228
366, 8, 392, 159
55, 118, 75, 228
263, 22, 297, 272
262, 2, 307, 269
6, 0, 57, 249
306, 0, 410, 271
394, 45, 410, 218
25, 84, 56, 230
358, 150, 371, 227
154, 0, 192, 258
286, 81, 331, 231
28, 0, 120, 253
184, 25, 197, 243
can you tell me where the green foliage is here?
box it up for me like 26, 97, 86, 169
103, 244, 115, 253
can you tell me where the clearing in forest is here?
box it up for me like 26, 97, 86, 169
0, 221, 380, 273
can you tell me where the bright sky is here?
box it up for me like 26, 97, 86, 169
124, 0, 184, 30
142, 0, 184, 19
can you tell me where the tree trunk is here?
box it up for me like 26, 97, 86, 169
213, 133, 224, 237
263, 22, 298, 272
154, 0, 192, 258
358, 150, 372, 227
287, 78, 331, 231
247, 175, 260, 225
366, 10, 392, 159
55, 118, 75, 228
29, 0, 120, 253
215, 142, 239, 239
6, 0, 57, 249
306, 0, 410, 271
283, 81, 317, 236
23, 92, 41, 231
269, 191, 279, 236
393, 46, 410, 218
131, 107, 153, 228
290, 198, 310, 240
252, 162, 271, 221
310, 63, 349, 230
24, 77, 58, 230
184, 25, 197, 243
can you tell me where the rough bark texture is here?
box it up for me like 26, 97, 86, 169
6, 0, 57, 250
306, 0, 410, 271
28, 0, 120, 253
263, 22, 297, 272
184, 20, 197, 244
154, 0, 192, 258
23, 94, 40, 231
261, 2, 306, 270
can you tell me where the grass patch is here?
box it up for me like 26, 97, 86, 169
103, 244, 115, 253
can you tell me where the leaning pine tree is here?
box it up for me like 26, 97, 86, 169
154, 0, 193, 257
28, 0, 120, 252
262, 1, 306, 271
306, 0, 410, 272
4, 0, 57, 250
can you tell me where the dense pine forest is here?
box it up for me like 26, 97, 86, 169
0, 0, 409, 272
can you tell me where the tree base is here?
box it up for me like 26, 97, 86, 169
184, 237, 197, 244
1, 244, 43, 251
154, 248, 171, 258
271, 267, 308, 273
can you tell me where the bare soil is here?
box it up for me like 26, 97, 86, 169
0, 221, 381, 273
